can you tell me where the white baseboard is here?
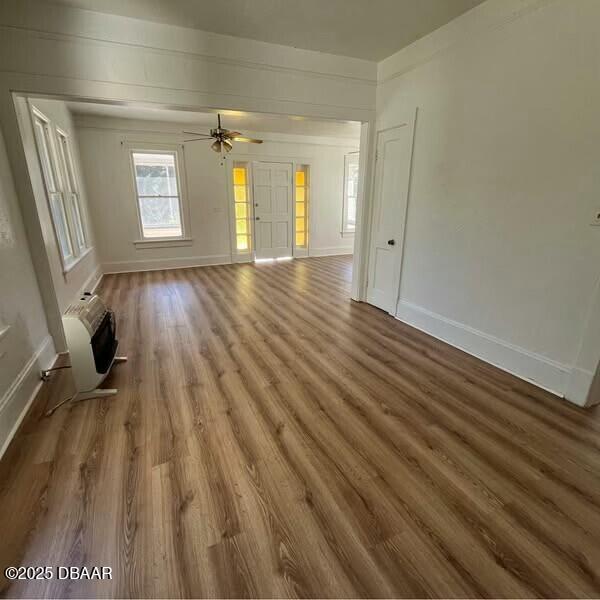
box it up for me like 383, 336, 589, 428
102, 254, 231, 274
0, 335, 56, 459
78, 264, 104, 296
309, 247, 354, 257
395, 299, 572, 399
565, 367, 595, 407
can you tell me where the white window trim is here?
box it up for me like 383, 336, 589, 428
127, 143, 190, 247
55, 126, 89, 255
30, 106, 92, 274
342, 152, 359, 235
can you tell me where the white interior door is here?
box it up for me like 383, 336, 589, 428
252, 162, 293, 259
367, 115, 416, 313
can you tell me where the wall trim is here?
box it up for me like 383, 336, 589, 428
308, 247, 354, 257
395, 299, 572, 400
0, 25, 376, 88
565, 367, 596, 408
77, 263, 103, 298
0, 0, 376, 86
0, 335, 56, 459
103, 253, 231, 274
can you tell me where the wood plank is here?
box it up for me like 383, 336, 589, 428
1, 255, 600, 598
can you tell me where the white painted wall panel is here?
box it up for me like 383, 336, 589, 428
376, 0, 600, 402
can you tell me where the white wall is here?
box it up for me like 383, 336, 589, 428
75, 116, 357, 272
0, 125, 55, 457
375, 0, 600, 404
15, 97, 101, 313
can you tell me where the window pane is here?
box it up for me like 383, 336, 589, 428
34, 120, 57, 193
348, 162, 359, 197
343, 154, 359, 232
235, 203, 247, 219
58, 135, 77, 193
296, 202, 305, 217
296, 231, 305, 247
234, 185, 246, 202
69, 193, 86, 250
233, 167, 246, 186
347, 196, 357, 227
295, 171, 305, 186
296, 217, 305, 232
237, 235, 249, 250
49, 194, 73, 260
296, 187, 305, 203
139, 196, 182, 238
133, 153, 178, 197
236, 219, 248, 235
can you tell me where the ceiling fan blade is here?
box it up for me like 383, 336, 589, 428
222, 131, 242, 138
231, 136, 263, 144
182, 130, 212, 137
184, 138, 214, 142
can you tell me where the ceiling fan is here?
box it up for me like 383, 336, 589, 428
183, 113, 263, 153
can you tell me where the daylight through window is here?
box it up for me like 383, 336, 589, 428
342, 153, 359, 233
132, 152, 183, 239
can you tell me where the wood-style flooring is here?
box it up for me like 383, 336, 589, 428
2, 255, 600, 598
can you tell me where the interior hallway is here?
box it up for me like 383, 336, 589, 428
1, 255, 600, 598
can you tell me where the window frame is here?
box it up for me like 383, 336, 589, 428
55, 126, 89, 256
295, 165, 309, 251
342, 152, 359, 235
30, 106, 82, 272
232, 162, 252, 255
128, 145, 190, 245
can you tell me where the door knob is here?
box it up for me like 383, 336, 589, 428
255, 216, 260, 220
387, 239, 395, 245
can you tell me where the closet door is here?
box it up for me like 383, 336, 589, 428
367, 112, 416, 314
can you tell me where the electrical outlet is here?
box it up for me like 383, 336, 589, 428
592, 209, 600, 226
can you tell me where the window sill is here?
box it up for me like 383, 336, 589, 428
134, 237, 193, 249
62, 246, 93, 275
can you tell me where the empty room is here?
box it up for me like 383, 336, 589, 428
0, 0, 599, 598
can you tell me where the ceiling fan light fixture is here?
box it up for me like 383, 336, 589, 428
188, 114, 263, 153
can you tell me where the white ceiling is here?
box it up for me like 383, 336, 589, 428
67, 102, 362, 139
43, 0, 485, 61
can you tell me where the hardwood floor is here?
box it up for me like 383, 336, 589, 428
2, 255, 600, 598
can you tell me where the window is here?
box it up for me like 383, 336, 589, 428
56, 129, 87, 254
342, 153, 359, 233
131, 151, 184, 240
232, 163, 251, 252
295, 166, 309, 248
32, 108, 80, 268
